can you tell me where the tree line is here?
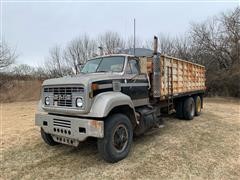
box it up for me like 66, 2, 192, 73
1, 7, 239, 97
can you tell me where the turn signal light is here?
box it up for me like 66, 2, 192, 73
91, 83, 99, 91
89, 83, 98, 98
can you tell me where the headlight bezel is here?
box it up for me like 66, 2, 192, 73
76, 97, 84, 108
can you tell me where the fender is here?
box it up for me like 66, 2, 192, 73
37, 100, 45, 113
89, 91, 135, 118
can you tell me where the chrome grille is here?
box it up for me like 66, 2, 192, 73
44, 86, 84, 107
44, 87, 84, 93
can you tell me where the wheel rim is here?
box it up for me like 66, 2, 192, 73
196, 97, 201, 113
112, 124, 129, 153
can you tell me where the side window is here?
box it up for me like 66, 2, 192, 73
129, 59, 140, 74
126, 62, 132, 74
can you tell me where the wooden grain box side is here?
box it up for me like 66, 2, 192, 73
139, 55, 206, 99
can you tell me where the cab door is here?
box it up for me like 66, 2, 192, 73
122, 58, 149, 106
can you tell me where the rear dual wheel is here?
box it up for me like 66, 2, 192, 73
194, 96, 202, 116
183, 97, 195, 120
175, 95, 202, 120
175, 100, 184, 119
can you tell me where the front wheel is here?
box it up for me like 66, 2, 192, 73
97, 113, 133, 163
41, 128, 59, 146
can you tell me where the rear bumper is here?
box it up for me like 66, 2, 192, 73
35, 113, 104, 142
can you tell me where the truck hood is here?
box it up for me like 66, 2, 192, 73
42, 73, 123, 86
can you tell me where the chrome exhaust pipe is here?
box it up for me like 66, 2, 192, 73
152, 36, 161, 98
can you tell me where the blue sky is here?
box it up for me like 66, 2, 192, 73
2, 1, 239, 66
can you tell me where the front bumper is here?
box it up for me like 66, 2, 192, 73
35, 113, 104, 145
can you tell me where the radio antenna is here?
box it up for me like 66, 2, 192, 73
133, 18, 136, 56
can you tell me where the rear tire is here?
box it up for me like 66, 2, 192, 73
183, 97, 195, 120
41, 128, 59, 146
194, 96, 202, 116
97, 113, 133, 163
175, 100, 184, 119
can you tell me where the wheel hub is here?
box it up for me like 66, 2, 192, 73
197, 97, 201, 112
112, 124, 128, 153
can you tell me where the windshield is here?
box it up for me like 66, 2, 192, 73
81, 56, 125, 73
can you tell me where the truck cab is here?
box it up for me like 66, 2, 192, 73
36, 54, 152, 162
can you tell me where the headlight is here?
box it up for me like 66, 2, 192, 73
45, 96, 50, 105
76, 97, 83, 107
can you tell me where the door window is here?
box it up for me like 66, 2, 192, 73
126, 59, 140, 74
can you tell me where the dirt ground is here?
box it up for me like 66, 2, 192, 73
1, 97, 240, 179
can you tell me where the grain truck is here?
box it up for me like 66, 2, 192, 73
35, 36, 205, 163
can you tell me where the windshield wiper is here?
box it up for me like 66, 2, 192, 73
95, 57, 103, 72
96, 70, 108, 73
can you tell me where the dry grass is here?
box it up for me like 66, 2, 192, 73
1, 97, 240, 179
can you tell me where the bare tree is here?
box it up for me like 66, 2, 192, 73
126, 35, 142, 49
32, 66, 49, 79
98, 31, 125, 54
12, 64, 34, 76
44, 45, 66, 77
0, 42, 17, 69
64, 35, 96, 74
144, 34, 178, 56
190, 7, 240, 70
158, 34, 176, 56
221, 7, 240, 67
173, 36, 193, 60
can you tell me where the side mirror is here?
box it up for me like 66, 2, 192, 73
77, 63, 84, 72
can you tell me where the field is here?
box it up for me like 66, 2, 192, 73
1, 98, 240, 179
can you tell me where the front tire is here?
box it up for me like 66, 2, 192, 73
41, 128, 59, 146
97, 113, 133, 163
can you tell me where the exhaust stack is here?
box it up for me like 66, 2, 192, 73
152, 36, 161, 98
